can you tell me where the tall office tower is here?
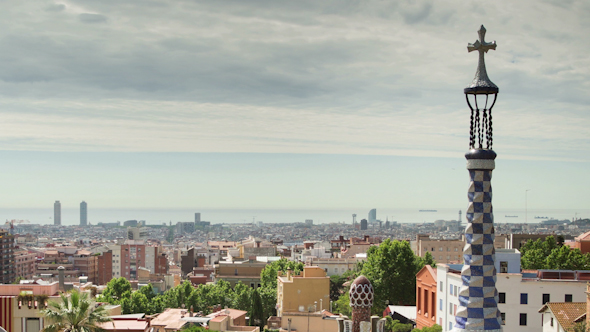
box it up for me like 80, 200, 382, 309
195, 212, 201, 223
0, 229, 15, 284
54, 200, 61, 225
352, 214, 357, 226
80, 201, 88, 226
360, 219, 368, 230
368, 209, 376, 223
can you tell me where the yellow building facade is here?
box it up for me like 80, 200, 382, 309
277, 266, 330, 317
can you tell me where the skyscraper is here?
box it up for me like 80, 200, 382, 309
80, 201, 88, 226
54, 200, 61, 225
368, 209, 376, 223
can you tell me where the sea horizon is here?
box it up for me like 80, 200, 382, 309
1, 207, 587, 226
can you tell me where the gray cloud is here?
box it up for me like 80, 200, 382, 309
78, 13, 107, 23
0, 0, 587, 160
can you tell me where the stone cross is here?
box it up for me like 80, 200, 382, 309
465, 25, 498, 92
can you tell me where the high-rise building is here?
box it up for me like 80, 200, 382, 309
360, 219, 368, 230
0, 229, 16, 284
80, 201, 87, 226
54, 200, 61, 225
368, 209, 376, 223
195, 213, 201, 223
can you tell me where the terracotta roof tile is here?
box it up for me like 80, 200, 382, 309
539, 302, 586, 330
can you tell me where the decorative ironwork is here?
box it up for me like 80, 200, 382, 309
465, 25, 498, 150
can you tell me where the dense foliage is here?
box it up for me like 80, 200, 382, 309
520, 235, 590, 270
332, 239, 436, 315
411, 324, 442, 332
96, 259, 303, 325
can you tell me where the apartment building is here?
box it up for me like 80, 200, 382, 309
276, 266, 330, 317
437, 252, 588, 332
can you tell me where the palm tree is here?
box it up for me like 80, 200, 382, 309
41, 289, 112, 332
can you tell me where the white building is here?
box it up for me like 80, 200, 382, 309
437, 249, 588, 332
109, 244, 122, 278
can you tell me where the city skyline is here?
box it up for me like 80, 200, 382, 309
0, 1, 588, 213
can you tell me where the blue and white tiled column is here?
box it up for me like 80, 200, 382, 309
454, 150, 502, 332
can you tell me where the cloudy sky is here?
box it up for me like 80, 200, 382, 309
0, 0, 588, 214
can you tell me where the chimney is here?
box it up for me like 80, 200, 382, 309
58, 266, 65, 291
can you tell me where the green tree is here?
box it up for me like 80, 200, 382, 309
42, 289, 112, 332
360, 239, 422, 314
568, 321, 588, 332
412, 324, 443, 332
100, 277, 132, 303
250, 288, 265, 330
138, 283, 156, 301
521, 236, 590, 270
232, 282, 253, 312
332, 290, 351, 317
385, 317, 412, 332
260, 259, 304, 289
330, 275, 346, 302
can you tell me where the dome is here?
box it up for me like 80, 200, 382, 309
349, 275, 373, 308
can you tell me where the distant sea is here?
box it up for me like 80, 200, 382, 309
0, 208, 587, 226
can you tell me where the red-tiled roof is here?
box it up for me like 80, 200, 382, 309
539, 302, 586, 330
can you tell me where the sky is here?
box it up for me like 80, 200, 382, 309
0, 0, 588, 214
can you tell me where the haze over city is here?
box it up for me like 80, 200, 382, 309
0, 1, 588, 219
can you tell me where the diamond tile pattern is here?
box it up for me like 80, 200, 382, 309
454, 169, 502, 331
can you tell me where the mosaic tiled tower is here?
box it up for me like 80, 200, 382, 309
454, 26, 502, 332
349, 275, 373, 332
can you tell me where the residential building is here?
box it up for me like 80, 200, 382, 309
97, 250, 113, 285
80, 201, 87, 226
14, 249, 36, 280
0, 229, 16, 284
71, 250, 98, 284
415, 234, 507, 264
539, 302, 586, 332
120, 240, 146, 280
437, 258, 588, 332
416, 265, 437, 329
54, 201, 61, 226
276, 266, 330, 317
214, 259, 267, 288
127, 226, 149, 241
176, 221, 195, 235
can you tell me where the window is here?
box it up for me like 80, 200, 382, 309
450, 284, 453, 295
500, 261, 508, 273
440, 281, 443, 290
439, 299, 443, 311
455, 247, 458, 252
500, 312, 505, 325
439, 247, 443, 251
519, 313, 527, 326
565, 294, 573, 302
449, 303, 453, 314
498, 292, 506, 304
550, 317, 554, 327
447, 247, 450, 251
454, 285, 458, 296
520, 293, 528, 304
449, 322, 453, 331
432, 247, 435, 251
543, 294, 550, 304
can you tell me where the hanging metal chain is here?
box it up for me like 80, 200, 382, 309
470, 107, 475, 149
488, 108, 493, 149
481, 108, 490, 149
475, 109, 481, 149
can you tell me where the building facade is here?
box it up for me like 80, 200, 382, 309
0, 229, 15, 284
437, 263, 588, 332
416, 265, 437, 329
53, 201, 61, 226
80, 201, 87, 226
276, 266, 330, 317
